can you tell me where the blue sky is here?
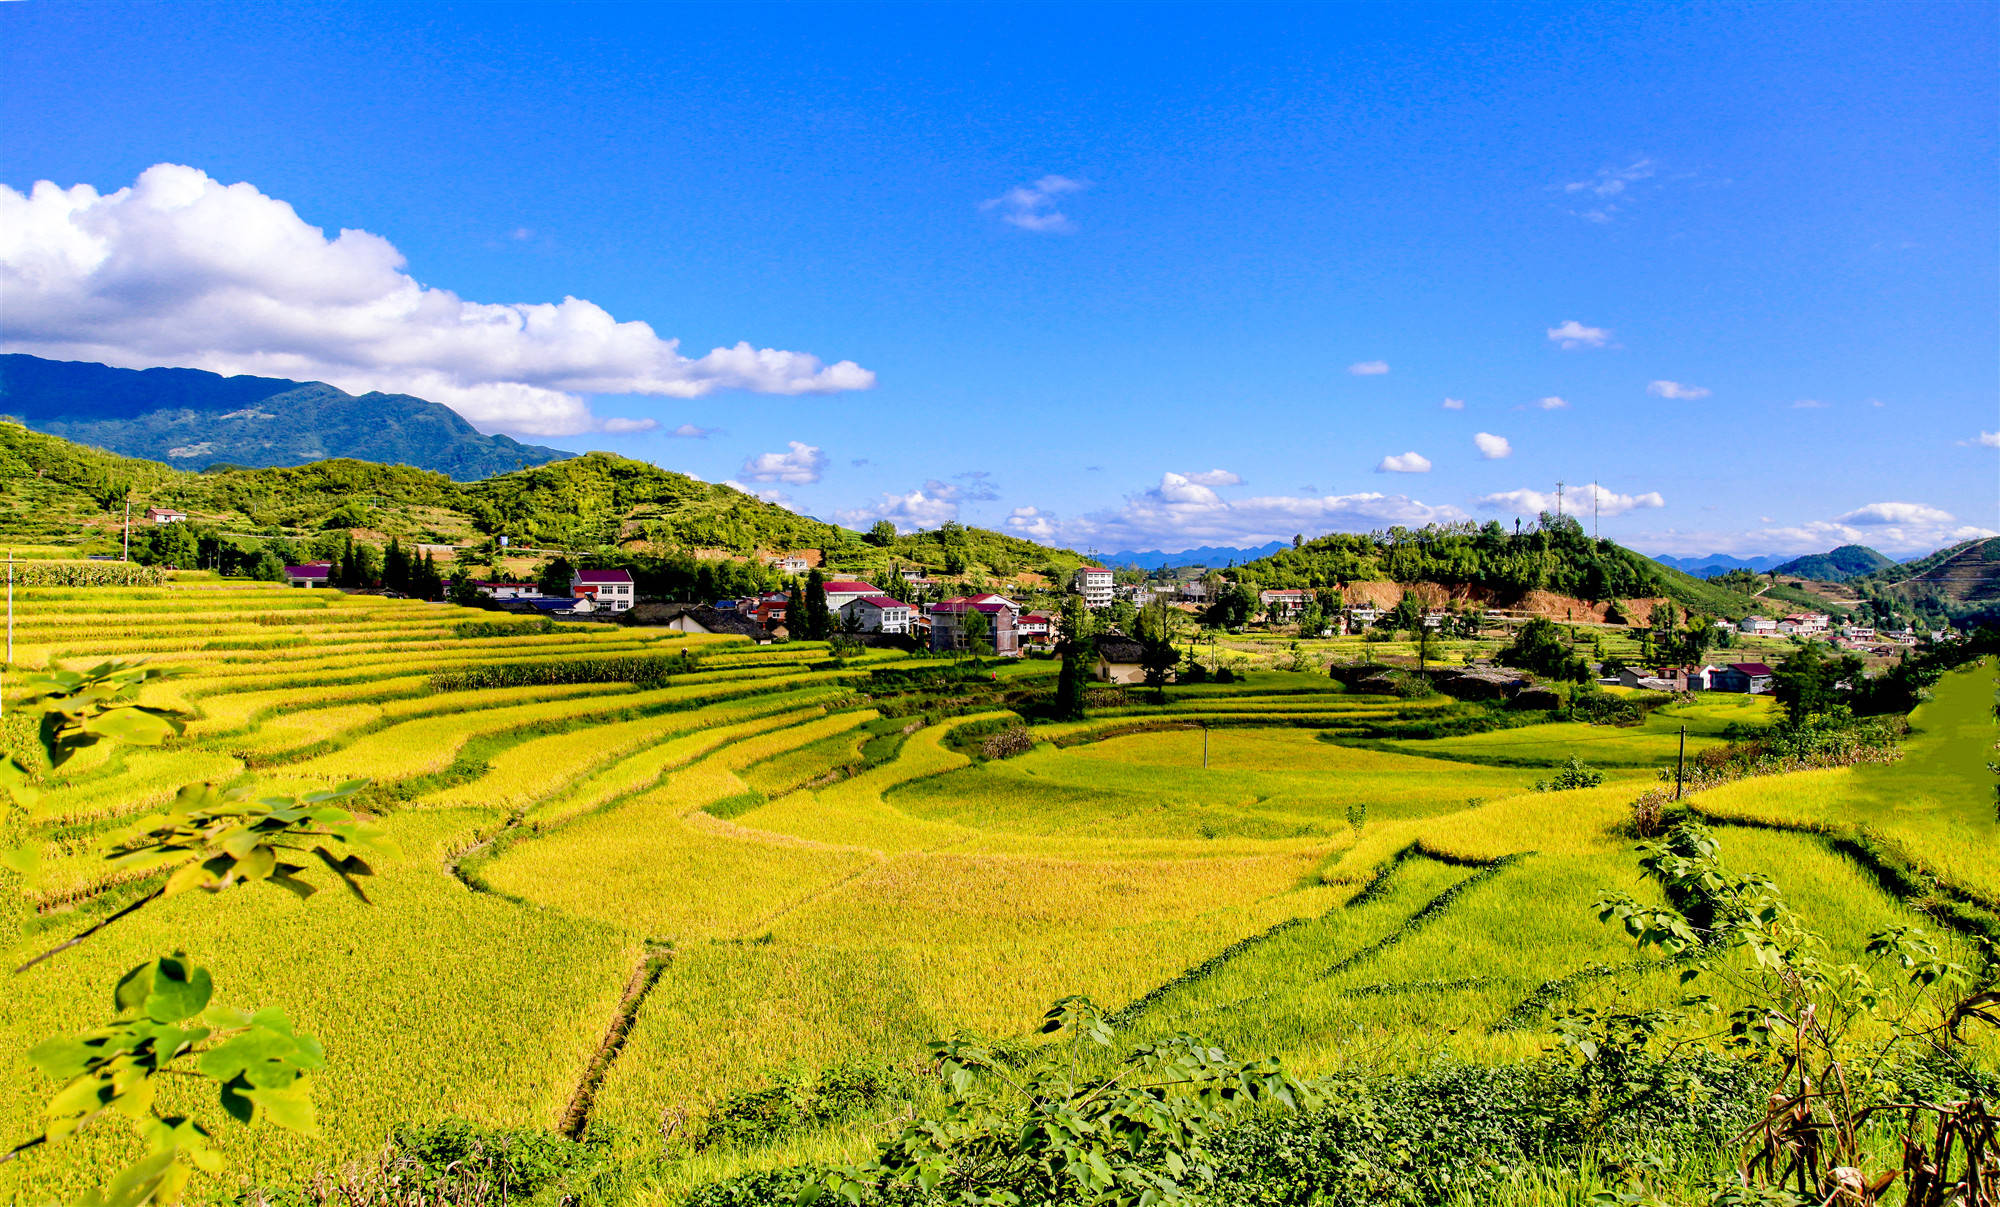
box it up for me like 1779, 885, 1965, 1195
3, 1, 1995, 557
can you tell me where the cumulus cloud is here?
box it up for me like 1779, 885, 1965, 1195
1537, 396, 1570, 410
1546, 320, 1610, 350
1961, 431, 2000, 448
1792, 399, 1828, 409
1647, 380, 1710, 400
1005, 506, 1060, 542
739, 441, 826, 485
981, 175, 1087, 233
669, 423, 718, 439
1006, 472, 1466, 550
1477, 484, 1665, 518
1376, 451, 1432, 474
1637, 502, 1994, 558
1473, 432, 1512, 460
599, 417, 659, 433
1180, 469, 1242, 487
721, 481, 795, 508
1348, 360, 1390, 376
836, 480, 967, 532
0, 164, 875, 436
1441, 397, 1465, 410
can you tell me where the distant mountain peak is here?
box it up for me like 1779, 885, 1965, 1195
0, 354, 574, 480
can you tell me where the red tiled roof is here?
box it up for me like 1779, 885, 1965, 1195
574, 569, 633, 583
285, 563, 331, 577
1730, 662, 1776, 676
823, 581, 878, 593
1076, 565, 1107, 573
852, 595, 908, 609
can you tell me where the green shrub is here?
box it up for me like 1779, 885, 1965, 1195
1533, 757, 1605, 791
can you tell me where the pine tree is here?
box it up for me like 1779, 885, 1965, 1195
803, 570, 832, 641
1054, 594, 1094, 720
384, 538, 410, 594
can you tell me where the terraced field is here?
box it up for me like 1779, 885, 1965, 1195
0, 579, 1992, 1204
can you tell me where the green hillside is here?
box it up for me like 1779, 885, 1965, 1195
1224, 517, 1769, 617
0, 421, 1083, 581
1770, 544, 1894, 581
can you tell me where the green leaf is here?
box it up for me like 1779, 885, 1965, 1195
143, 958, 213, 1023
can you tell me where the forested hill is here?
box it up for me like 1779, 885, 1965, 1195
0, 421, 1085, 578
1225, 518, 1765, 617
0, 354, 573, 480
1770, 544, 1894, 582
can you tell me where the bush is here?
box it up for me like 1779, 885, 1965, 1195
696, 1063, 902, 1150
428, 652, 694, 692
1533, 757, 1605, 791
980, 727, 1036, 760
454, 617, 555, 638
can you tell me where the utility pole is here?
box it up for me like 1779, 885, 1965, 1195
123, 497, 131, 563
1556, 480, 1565, 517
1675, 724, 1687, 800
1593, 481, 1600, 541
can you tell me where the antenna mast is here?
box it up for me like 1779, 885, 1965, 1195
1556, 480, 1565, 517
1593, 480, 1600, 540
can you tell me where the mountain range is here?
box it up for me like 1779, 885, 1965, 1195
0, 355, 573, 480
1646, 552, 1792, 577
1094, 542, 1289, 570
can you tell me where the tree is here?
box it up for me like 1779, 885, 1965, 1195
1135, 600, 1180, 703
802, 570, 834, 641
1381, 591, 1421, 633
958, 605, 991, 659
1773, 643, 1841, 723
865, 520, 897, 547
1498, 617, 1590, 681
1053, 594, 1094, 721
538, 556, 575, 598
1206, 583, 1254, 630
383, 538, 410, 594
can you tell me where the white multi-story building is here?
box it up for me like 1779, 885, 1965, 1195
839, 594, 914, 634
571, 569, 636, 613
1072, 565, 1114, 609
822, 580, 883, 611
1738, 616, 1778, 636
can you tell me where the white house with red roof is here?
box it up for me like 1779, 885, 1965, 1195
570, 568, 635, 612
749, 591, 789, 631
821, 580, 882, 610
1071, 565, 1114, 609
144, 506, 188, 524
838, 594, 914, 634
929, 596, 1020, 655
1017, 610, 1053, 647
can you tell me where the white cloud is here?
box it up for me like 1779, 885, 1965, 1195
1473, 432, 1512, 460
1179, 469, 1242, 487
1791, 399, 1828, 409
1647, 380, 1710, 400
721, 480, 795, 509
1560, 159, 1657, 222
836, 481, 966, 532
1005, 506, 1060, 542
1375, 451, 1432, 474
1009, 472, 1466, 550
1837, 501, 1954, 526
1963, 431, 2000, 448
1537, 396, 1570, 410
1546, 320, 1611, 350
980, 175, 1087, 233
738, 441, 826, 485
1441, 397, 1465, 410
1348, 360, 1390, 376
599, 417, 659, 433
0, 164, 875, 437
1477, 484, 1665, 518
1636, 502, 1994, 558
669, 423, 718, 439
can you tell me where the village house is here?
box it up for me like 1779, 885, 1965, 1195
1839, 624, 1877, 640
1177, 580, 1213, 604
822, 580, 883, 610
570, 569, 635, 613
1617, 666, 1690, 691
839, 594, 914, 634
1093, 636, 1146, 684
144, 506, 188, 524
749, 592, 789, 630
1738, 616, 1778, 636
470, 581, 540, 601
1258, 588, 1312, 619
1016, 611, 1054, 647
765, 552, 814, 574
1692, 662, 1776, 694
630, 602, 772, 643
928, 596, 1020, 656
1345, 606, 1381, 632
1072, 565, 1114, 609
283, 562, 331, 588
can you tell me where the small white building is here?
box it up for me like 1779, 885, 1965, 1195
1259, 588, 1311, 618
472, 581, 541, 601
571, 569, 635, 613
839, 594, 914, 634
1072, 565, 1114, 609
144, 506, 188, 525
767, 553, 812, 574
822, 580, 884, 611
1738, 616, 1778, 636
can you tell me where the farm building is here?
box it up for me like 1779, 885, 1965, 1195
629, 602, 773, 642
144, 506, 187, 524
284, 563, 331, 588
1093, 636, 1146, 684
1692, 662, 1776, 693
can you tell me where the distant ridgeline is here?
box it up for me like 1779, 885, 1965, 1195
1226, 518, 1758, 617
1856, 537, 2000, 610
1770, 544, 1895, 582
0, 421, 1087, 580
0, 354, 573, 480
